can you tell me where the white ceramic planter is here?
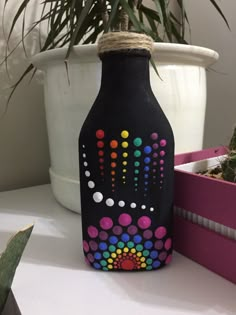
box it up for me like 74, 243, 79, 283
32, 43, 218, 213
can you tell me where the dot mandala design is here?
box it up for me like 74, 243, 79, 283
83, 213, 172, 271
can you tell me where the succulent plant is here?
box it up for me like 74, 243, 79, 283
221, 128, 236, 183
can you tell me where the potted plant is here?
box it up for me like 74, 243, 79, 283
0, 225, 33, 314
3, 1, 229, 213
174, 128, 236, 284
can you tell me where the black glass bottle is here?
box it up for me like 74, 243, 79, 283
79, 33, 174, 271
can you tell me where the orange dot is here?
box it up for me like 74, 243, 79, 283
98, 150, 104, 157
112, 178, 115, 182
111, 170, 115, 175
97, 141, 104, 148
110, 140, 118, 149
111, 152, 118, 159
118, 255, 122, 258
111, 162, 117, 168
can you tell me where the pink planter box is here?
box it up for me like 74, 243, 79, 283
173, 146, 236, 284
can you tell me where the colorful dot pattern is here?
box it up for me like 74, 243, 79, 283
83, 213, 172, 271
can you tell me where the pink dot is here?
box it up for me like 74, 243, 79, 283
83, 240, 89, 252
138, 216, 151, 229
89, 240, 98, 251
96, 129, 105, 139
87, 253, 94, 263
161, 174, 164, 178
153, 153, 158, 158
118, 213, 132, 226
155, 226, 167, 239
99, 158, 104, 163
153, 169, 156, 173
87, 226, 98, 238
160, 160, 164, 165
152, 143, 158, 149
160, 167, 164, 171
160, 150, 165, 157
100, 217, 113, 230
165, 254, 172, 265
160, 139, 167, 147
165, 238, 172, 250
160, 181, 163, 184
153, 161, 157, 166
151, 133, 158, 140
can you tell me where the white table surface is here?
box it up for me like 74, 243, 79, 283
0, 185, 235, 315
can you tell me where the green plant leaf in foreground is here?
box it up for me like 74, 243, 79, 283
0, 224, 34, 313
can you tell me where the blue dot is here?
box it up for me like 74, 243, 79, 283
144, 188, 148, 191
94, 252, 102, 260
144, 240, 153, 249
93, 262, 101, 269
121, 233, 130, 242
144, 146, 152, 154
109, 236, 118, 245
144, 181, 148, 185
144, 157, 151, 164
144, 166, 150, 172
150, 250, 158, 259
133, 234, 142, 244
144, 174, 149, 179
152, 260, 161, 269
99, 242, 107, 251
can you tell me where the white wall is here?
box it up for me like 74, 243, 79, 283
184, 0, 236, 148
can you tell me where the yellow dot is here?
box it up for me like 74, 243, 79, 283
131, 248, 136, 254
140, 257, 146, 262
108, 264, 113, 269
122, 176, 126, 179
116, 249, 122, 254
108, 258, 113, 263
123, 247, 129, 253
123, 161, 127, 166
111, 253, 117, 259
121, 130, 129, 139
123, 152, 128, 158
141, 263, 147, 268
137, 252, 142, 257
122, 141, 129, 148
123, 169, 127, 173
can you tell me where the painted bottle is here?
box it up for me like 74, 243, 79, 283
79, 32, 174, 271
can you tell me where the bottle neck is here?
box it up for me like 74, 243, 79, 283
99, 51, 151, 93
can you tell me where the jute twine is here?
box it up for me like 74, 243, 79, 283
97, 32, 153, 55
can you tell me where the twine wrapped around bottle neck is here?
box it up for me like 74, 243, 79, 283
97, 32, 153, 55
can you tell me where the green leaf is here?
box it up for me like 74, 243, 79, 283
0, 225, 34, 313
209, 0, 230, 30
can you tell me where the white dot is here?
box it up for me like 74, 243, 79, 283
84, 162, 88, 167
83, 153, 86, 158
150, 207, 154, 212
118, 201, 125, 207
82, 145, 85, 148
130, 203, 136, 209
141, 205, 146, 210
85, 171, 90, 177
106, 198, 114, 207
93, 192, 103, 203
88, 181, 95, 189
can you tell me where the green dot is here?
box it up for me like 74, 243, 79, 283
103, 251, 110, 259
146, 265, 153, 270
103, 267, 109, 271
134, 161, 140, 167
100, 260, 107, 267
133, 138, 142, 147
135, 183, 138, 186
143, 250, 150, 257
109, 245, 116, 252
136, 244, 143, 251
146, 258, 153, 265
134, 169, 139, 174
127, 241, 134, 249
118, 241, 125, 249
134, 177, 138, 181
134, 150, 141, 158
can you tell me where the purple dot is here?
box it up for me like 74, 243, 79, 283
160, 160, 164, 165
83, 240, 89, 253
160, 139, 167, 147
118, 213, 132, 226
153, 161, 157, 166
165, 238, 172, 250
100, 217, 113, 230
85, 257, 90, 265
160, 167, 164, 171
153, 153, 158, 158
99, 231, 108, 240
113, 225, 123, 235
89, 240, 98, 251
155, 226, 167, 239
155, 240, 164, 250
165, 254, 172, 264
87, 226, 98, 238
152, 143, 158, 150
144, 174, 149, 179
127, 225, 138, 235
159, 251, 167, 261
160, 150, 165, 157
138, 216, 151, 229
87, 253, 95, 263
153, 169, 156, 173
143, 230, 153, 239
151, 133, 158, 140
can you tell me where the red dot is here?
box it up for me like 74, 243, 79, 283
97, 141, 104, 148
96, 129, 105, 139
121, 259, 135, 270
101, 172, 104, 176
99, 158, 104, 163
100, 165, 104, 170
98, 150, 104, 157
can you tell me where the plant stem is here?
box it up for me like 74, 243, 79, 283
99, 0, 109, 30
120, 8, 129, 31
